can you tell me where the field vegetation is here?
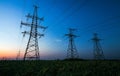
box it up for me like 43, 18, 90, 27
0, 60, 120, 76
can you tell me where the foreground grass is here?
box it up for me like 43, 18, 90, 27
0, 60, 120, 76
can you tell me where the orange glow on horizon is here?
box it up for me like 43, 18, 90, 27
0, 49, 51, 59
0, 50, 17, 59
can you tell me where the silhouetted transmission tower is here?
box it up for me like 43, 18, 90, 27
21, 5, 47, 60
16, 50, 20, 60
91, 33, 105, 60
65, 28, 79, 59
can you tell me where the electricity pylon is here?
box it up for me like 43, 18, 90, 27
21, 5, 47, 60
65, 28, 79, 59
16, 50, 20, 60
91, 33, 105, 60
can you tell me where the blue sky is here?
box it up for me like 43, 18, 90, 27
0, 0, 120, 59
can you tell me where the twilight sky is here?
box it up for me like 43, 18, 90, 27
0, 0, 120, 60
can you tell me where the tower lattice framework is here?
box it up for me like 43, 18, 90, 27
65, 28, 79, 59
92, 33, 105, 60
21, 5, 47, 60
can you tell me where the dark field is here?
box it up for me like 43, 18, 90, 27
0, 60, 120, 76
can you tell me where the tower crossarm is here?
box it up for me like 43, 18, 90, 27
38, 25, 47, 29
65, 34, 78, 38
21, 21, 47, 30
26, 13, 44, 21
37, 33, 44, 38
21, 21, 31, 27
22, 31, 30, 37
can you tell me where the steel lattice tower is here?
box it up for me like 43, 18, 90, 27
21, 5, 47, 60
92, 33, 105, 60
65, 28, 79, 59
16, 50, 20, 60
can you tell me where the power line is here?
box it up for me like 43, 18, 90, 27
46, 0, 81, 28
51, 0, 89, 28
77, 16, 120, 36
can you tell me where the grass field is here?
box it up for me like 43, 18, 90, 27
0, 60, 120, 76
